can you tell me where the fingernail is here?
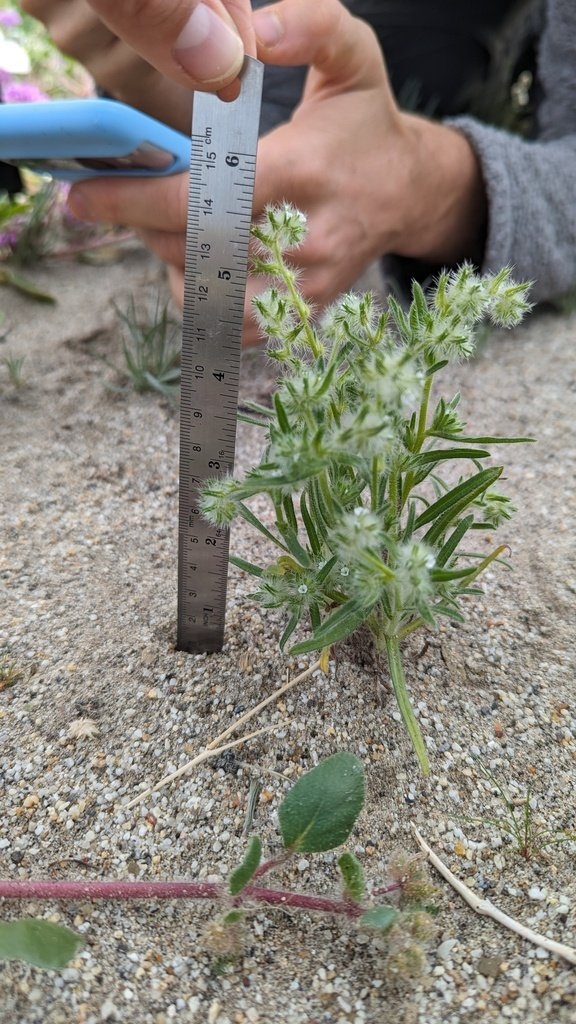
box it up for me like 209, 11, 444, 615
253, 10, 283, 48
174, 3, 244, 83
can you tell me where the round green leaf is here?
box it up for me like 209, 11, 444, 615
0, 918, 83, 970
278, 753, 365, 853
360, 905, 400, 933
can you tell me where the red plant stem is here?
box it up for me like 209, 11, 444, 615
253, 853, 290, 879
0, 879, 365, 919
370, 881, 402, 898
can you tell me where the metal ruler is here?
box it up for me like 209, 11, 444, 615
177, 57, 263, 654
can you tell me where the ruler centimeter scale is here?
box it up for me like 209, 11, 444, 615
177, 57, 264, 654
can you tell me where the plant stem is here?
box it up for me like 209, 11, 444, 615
0, 879, 364, 919
383, 634, 430, 774
274, 243, 321, 358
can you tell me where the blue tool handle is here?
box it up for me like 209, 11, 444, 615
0, 98, 190, 180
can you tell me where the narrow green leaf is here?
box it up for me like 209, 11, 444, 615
434, 514, 475, 568
411, 447, 490, 467
279, 611, 301, 650
0, 268, 55, 304
237, 411, 271, 427
428, 602, 466, 622
274, 392, 291, 433
290, 600, 368, 654
300, 494, 322, 556
430, 565, 482, 582
316, 555, 338, 585
414, 468, 501, 528
279, 753, 365, 852
277, 524, 311, 566
428, 431, 534, 444
229, 554, 265, 578
360, 905, 400, 933
309, 601, 321, 631
401, 500, 417, 542
228, 836, 263, 895
237, 503, 290, 552
425, 358, 449, 377
417, 467, 503, 545
282, 494, 299, 534
338, 852, 366, 901
0, 919, 83, 970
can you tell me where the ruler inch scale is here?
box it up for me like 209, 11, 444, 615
177, 57, 263, 654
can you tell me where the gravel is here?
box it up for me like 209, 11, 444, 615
1, 249, 575, 1023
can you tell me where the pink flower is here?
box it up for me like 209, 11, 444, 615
3, 80, 48, 103
0, 224, 22, 249
0, 10, 21, 28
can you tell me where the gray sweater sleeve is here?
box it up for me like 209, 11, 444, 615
448, 0, 576, 303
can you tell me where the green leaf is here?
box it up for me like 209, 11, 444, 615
338, 851, 366, 901
279, 753, 365, 852
414, 467, 502, 529
411, 447, 490, 467
277, 528, 311, 566
360, 905, 400, 933
229, 554, 264, 578
274, 392, 291, 433
434, 514, 475, 568
425, 359, 449, 377
223, 909, 244, 925
418, 467, 503, 547
237, 502, 290, 552
428, 431, 533, 444
300, 494, 322, 556
0, 918, 83, 970
0, 268, 55, 304
228, 836, 263, 895
316, 555, 338, 585
279, 610, 302, 650
290, 600, 368, 654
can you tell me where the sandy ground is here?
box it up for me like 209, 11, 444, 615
1, 246, 575, 1024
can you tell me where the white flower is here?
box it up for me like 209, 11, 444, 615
0, 35, 30, 74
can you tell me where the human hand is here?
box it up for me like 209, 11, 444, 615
21, 0, 193, 131
82, 0, 255, 98
249, 0, 486, 339
66, 0, 486, 346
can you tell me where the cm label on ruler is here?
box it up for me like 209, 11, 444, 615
177, 57, 264, 655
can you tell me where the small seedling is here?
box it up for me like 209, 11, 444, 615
461, 762, 576, 860
1, 351, 26, 389
114, 295, 181, 397
0, 653, 21, 689
200, 204, 532, 774
1, 754, 438, 977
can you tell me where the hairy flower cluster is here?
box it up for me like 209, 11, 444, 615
200, 475, 241, 526
394, 542, 436, 609
422, 263, 533, 361
251, 203, 307, 253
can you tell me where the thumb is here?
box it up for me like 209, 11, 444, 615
86, 0, 255, 91
253, 0, 386, 91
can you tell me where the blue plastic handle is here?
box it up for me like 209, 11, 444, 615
0, 98, 191, 180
